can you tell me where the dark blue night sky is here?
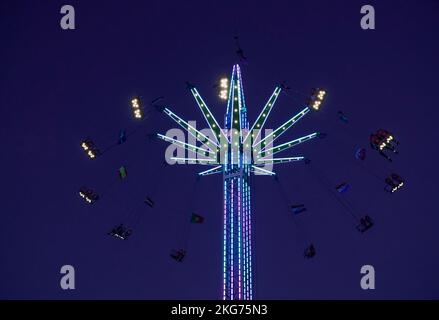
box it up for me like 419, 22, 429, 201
1, 0, 438, 299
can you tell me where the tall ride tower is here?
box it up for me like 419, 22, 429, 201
157, 64, 324, 300
222, 65, 253, 300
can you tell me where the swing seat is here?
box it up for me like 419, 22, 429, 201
304, 244, 316, 258
190, 213, 204, 223
118, 131, 127, 144
79, 187, 99, 204
118, 166, 128, 179
144, 197, 155, 208
355, 148, 366, 161
170, 249, 186, 262
291, 205, 306, 215
335, 183, 350, 193
108, 224, 132, 240
356, 216, 374, 233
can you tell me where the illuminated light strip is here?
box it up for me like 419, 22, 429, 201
237, 78, 245, 144
235, 68, 252, 298
225, 65, 237, 125
230, 78, 237, 165
251, 165, 276, 176
191, 88, 229, 144
156, 133, 216, 160
238, 177, 242, 300
254, 107, 310, 148
170, 157, 218, 164
243, 86, 282, 145
243, 179, 247, 300
223, 179, 227, 300
241, 165, 246, 300
248, 176, 253, 300
242, 154, 248, 300
248, 177, 252, 299
230, 179, 234, 299
243, 175, 249, 299
257, 156, 305, 164
242, 180, 246, 300
235, 69, 243, 142
246, 177, 251, 299
259, 132, 319, 156
237, 65, 248, 132
198, 165, 223, 176
163, 107, 219, 149
244, 172, 248, 299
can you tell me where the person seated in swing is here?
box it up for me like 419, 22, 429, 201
123, 228, 133, 239
234, 36, 248, 63
376, 129, 399, 146
108, 224, 132, 240
385, 174, 404, 193
108, 224, 122, 237
391, 173, 404, 187
170, 249, 186, 262
355, 148, 366, 161
304, 244, 316, 259
372, 130, 398, 153
338, 110, 349, 124
370, 134, 393, 161
356, 215, 374, 233
144, 197, 155, 208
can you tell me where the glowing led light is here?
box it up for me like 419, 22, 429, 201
220, 78, 229, 89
